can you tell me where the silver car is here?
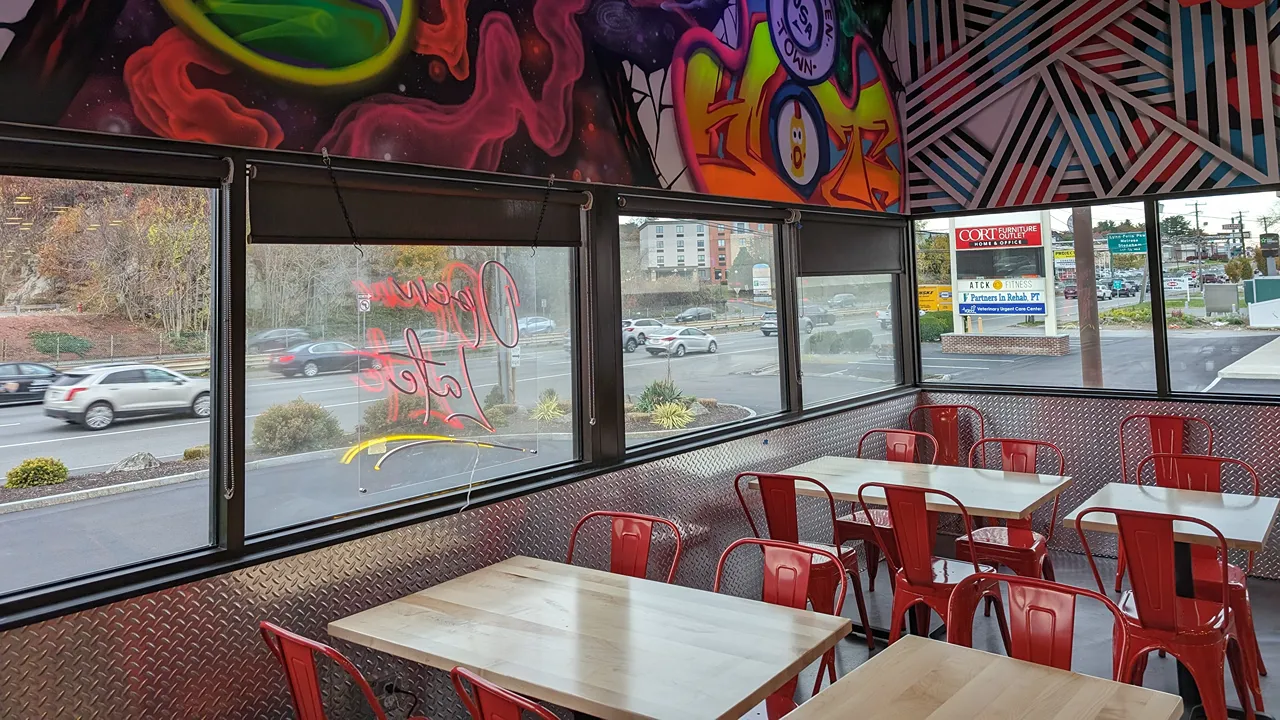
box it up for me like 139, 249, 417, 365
44, 363, 211, 430
645, 326, 718, 357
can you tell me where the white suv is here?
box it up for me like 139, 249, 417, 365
44, 363, 211, 430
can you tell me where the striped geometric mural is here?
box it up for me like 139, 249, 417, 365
895, 0, 1280, 213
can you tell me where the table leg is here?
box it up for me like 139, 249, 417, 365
1174, 541, 1270, 720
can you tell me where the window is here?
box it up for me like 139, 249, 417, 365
655, 225, 664, 236
1157, 191, 1270, 394
696, 224, 705, 235
677, 255, 685, 264
697, 240, 705, 249
799, 275, 898, 405
656, 240, 664, 249
0, 175, 215, 596
676, 225, 685, 236
915, 203, 1154, 390
718, 239, 726, 248
619, 215, 781, 447
736, 222, 746, 232
718, 254, 727, 264
677, 238, 685, 249
244, 243, 577, 535
698, 254, 706, 264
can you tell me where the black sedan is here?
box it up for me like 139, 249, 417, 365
0, 362, 58, 404
268, 342, 381, 377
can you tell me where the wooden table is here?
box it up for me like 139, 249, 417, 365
783, 635, 1183, 719
1064, 483, 1279, 552
1065, 483, 1280, 719
328, 556, 851, 720
777, 456, 1073, 521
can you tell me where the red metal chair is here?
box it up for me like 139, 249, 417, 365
734, 472, 873, 650
856, 482, 1010, 648
451, 666, 558, 720
566, 510, 683, 583
908, 404, 985, 467
1132, 453, 1267, 706
714, 537, 848, 720
1076, 508, 1255, 720
834, 429, 939, 592
947, 573, 1129, 679
954, 438, 1065, 582
1113, 414, 1214, 593
259, 621, 429, 720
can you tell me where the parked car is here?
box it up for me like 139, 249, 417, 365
1112, 281, 1135, 298
623, 318, 667, 343
674, 307, 714, 323
646, 327, 718, 357
43, 363, 210, 430
517, 316, 557, 335
269, 341, 380, 377
0, 362, 58, 404
1063, 285, 1079, 299
800, 303, 836, 326
828, 293, 858, 309
876, 307, 925, 329
761, 310, 813, 336
1096, 285, 1113, 300
247, 328, 311, 353
622, 324, 644, 353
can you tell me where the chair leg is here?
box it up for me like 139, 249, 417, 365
1040, 554, 1055, 582
1231, 589, 1266, 709
913, 603, 931, 637
985, 591, 1012, 656
1114, 543, 1126, 593
1227, 638, 1257, 720
765, 677, 799, 720
811, 651, 835, 696
864, 542, 881, 592
1176, 641, 1232, 720
847, 563, 875, 652
887, 592, 913, 645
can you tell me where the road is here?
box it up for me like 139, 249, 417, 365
4, 295, 1279, 594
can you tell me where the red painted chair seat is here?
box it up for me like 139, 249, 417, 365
1118, 591, 1229, 634
836, 508, 892, 527
956, 525, 1046, 551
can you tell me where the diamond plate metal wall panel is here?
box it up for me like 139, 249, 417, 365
0, 395, 914, 720
923, 392, 1280, 577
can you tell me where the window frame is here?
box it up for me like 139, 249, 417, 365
0, 130, 912, 631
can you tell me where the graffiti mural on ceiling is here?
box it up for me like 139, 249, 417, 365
0, 0, 903, 212
897, 0, 1280, 214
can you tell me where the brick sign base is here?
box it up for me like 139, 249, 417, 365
940, 332, 1070, 356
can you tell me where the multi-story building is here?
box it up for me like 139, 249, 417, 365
638, 220, 710, 279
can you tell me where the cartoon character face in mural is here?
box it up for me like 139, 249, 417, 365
0, 0, 902, 212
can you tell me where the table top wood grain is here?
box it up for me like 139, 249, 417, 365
327, 556, 851, 720
1063, 483, 1280, 552
772, 457, 1072, 520
783, 636, 1183, 720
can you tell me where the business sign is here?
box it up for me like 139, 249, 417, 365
1107, 232, 1146, 254
1053, 249, 1075, 260
918, 285, 953, 312
956, 278, 1047, 315
954, 223, 1042, 250
1224, 223, 1243, 230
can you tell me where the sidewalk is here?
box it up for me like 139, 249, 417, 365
1216, 336, 1280, 380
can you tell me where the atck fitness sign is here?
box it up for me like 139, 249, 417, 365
954, 223, 1043, 249
957, 278, 1047, 316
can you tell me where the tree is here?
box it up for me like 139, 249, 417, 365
1226, 256, 1254, 282
1159, 214, 1192, 238
914, 224, 951, 284
1113, 254, 1146, 270
1094, 219, 1119, 233
1259, 204, 1280, 233
728, 247, 757, 288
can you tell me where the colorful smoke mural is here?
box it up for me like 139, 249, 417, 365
0, 0, 904, 212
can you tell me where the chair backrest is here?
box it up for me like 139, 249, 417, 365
1134, 453, 1260, 572
566, 511, 684, 583
713, 537, 846, 617
856, 429, 940, 464
857, 482, 979, 587
968, 437, 1065, 476
1119, 414, 1213, 483
451, 666, 559, 720
259, 621, 388, 720
909, 404, 984, 466
947, 573, 1128, 678
733, 472, 839, 546
1076, 507, 1230, 633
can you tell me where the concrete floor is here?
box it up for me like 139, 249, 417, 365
786, 550, 1280, 718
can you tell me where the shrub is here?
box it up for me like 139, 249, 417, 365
530, 397, 565, 421
806, 331, 836, 354
166, 332, 208, 354
634, 379, 684, 412
697, 398, 718, 409
651, 402, 694, 430
5, 457, 69, 489
487, 403, 521, 418
361, 394, 436, 435
539, 388, 560, 403
482, 385, 505, 410
840, 328, 874, 352
252, 399, 344, 454
918, 311, 953, 343
183, 445, 210, 461
28, 331, 93, 358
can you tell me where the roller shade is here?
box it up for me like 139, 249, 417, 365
0, 136, 228, 185
797, 218, 906, 275
248, 160, 589, 245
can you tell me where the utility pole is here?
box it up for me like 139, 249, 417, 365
1189, 200, 1206, 273
1072, 206, 1103, 388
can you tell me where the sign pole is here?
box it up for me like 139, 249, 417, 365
1042, 210, 1057, 336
